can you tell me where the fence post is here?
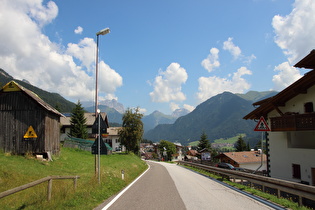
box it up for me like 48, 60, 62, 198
74, 176, 78, 191
47, 178, 52, 201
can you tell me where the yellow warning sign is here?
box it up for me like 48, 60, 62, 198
24, 126, 38, 138
2, 81, 21, 92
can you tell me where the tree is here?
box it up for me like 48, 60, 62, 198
69, 101, 88, 139
119, 107, 144, 154
158, 140, 176, 161
234, 135, 247, 152
197, 131, 211, 151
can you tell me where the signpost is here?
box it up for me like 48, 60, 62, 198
253, 116, 270, 173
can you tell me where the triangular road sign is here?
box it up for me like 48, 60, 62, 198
24, 126, 38, 138
254, 116, 270, 131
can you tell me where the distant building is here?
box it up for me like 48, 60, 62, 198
0, 81, 63, 155
104, 127, 125, 152
60, 112, 109, 142
215, 151, 266, 171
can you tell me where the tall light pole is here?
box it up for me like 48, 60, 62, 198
94, 27, 110, 182
97, 108, 101, 184
95, 27, 110, 117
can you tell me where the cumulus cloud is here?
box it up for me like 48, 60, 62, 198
272, 0, 315, 64
272, 62, 302, 91
170, 102, 180, 112
74, 26, 83, 34
66, 38, 95, 72
201, 48, 220, 72
223, 37, 242, 60
183, 104, 195, 112
197, 67, 252, 102
150, 63, 188, 103
0, 0, 122, 102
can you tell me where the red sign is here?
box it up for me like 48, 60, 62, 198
254, 116, 270, 131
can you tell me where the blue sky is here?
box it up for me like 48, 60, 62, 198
1, 0, 314, 115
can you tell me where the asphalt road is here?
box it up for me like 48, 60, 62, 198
97, 161, 278, 210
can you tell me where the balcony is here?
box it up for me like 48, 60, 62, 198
270, 113, 315, 131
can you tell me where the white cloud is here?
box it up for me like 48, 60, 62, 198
150, 63, 188, 103
66, 38, 95, 72
0, 0, 122, 102
272, 0, 315, 64
197, 67, 252, 102
183, 104, 195, 112
170, 102, 180, 112
223, 37, 242, 60
201, 48, 220, 72
74, 26, 83, 34
272, 62, 302, 91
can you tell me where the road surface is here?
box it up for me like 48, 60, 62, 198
97, 161, 280, 210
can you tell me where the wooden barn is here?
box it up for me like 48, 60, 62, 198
0, 81, 63, 155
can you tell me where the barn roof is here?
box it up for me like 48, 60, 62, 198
244, 50, 315, 120
1, 80, 63, 117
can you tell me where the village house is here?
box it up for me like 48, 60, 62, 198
104, 127, 124, 152
0, 81, 63, 156
60, 112, 109, 142
244, 50, 315, 186
215, 151, 267, 171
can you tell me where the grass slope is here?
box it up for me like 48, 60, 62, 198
0, 147, 147, 209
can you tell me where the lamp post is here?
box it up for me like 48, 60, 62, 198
95, 27, 110, 117
94, 27, 110, 183
97, 108, 101, 184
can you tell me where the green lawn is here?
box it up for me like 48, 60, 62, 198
0, 147, 147, 209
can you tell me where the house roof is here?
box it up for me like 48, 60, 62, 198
244, 50, 315, 120
107, 127, 122, 135
1, 80, 63, 117
215, 151, 266, 164
60, 112, 109, 127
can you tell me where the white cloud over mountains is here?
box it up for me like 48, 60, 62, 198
197, 38, 253, 102
0, 0, 122, 102
150, 63, 187, 103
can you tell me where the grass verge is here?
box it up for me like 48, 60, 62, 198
0, 147, 147, 209
183, 165, 311, 210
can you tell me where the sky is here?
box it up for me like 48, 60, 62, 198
1, 0, 315, 115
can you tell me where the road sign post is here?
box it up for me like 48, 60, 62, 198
253, 116, 270, 173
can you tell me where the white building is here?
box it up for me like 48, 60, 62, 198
104, 127, 125, 152
244, 50, 315, 186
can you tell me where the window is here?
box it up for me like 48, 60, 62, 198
304, 102, 314, 113
292, 164, 301, 179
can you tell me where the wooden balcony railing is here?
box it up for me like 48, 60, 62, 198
270, 113, 315, 131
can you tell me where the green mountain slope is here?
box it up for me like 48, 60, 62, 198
144, 92, 261, 145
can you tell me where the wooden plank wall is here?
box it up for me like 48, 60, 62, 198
0, 91, 60, 155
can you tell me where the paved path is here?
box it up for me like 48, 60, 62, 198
97, 161, 278, 210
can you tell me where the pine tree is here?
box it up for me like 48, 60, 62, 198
234, 135, 247, 152
119, 107, 144, 154
69, 101, 88, 139
197, 131, 211, 151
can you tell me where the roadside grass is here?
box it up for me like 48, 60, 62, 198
0, 147, 147, 210
183, 166, 310, 210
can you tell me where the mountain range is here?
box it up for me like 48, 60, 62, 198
0, 68, 277, 145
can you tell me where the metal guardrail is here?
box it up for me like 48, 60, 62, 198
178, 161, 315, 207
0, 175, 80, 201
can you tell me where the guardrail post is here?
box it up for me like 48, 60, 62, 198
47, 178, 52, 201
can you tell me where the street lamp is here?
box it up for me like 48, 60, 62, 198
97, 108, 101, 184
95, 27, 110, 117
94, 27, 110, 183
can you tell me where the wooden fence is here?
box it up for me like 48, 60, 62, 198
178, 161, 315, 207
0, 175, 80, 201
